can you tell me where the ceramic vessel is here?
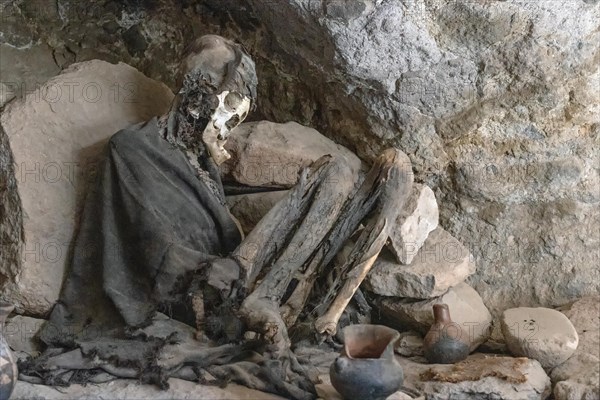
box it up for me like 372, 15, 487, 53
330, 324, 403, 400
423, 303, 470, 364
0, 302, 18, 400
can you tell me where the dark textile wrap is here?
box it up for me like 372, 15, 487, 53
40, 118, 242, 346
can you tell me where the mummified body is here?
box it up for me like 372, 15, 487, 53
30, 35, 413, 400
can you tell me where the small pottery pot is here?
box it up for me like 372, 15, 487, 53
330, 324, 403, 400
0, 302, 18, 400
423, 303, 470, 364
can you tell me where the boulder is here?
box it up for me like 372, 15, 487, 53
0, 60, 174, 315
400, 354, 551, 400
223, 120, 363, 188
551, 297, 600, 400
387, 184, 439, 265
208, 0, 600, 316
378, 282, 492, 350
395, 331, 424, 358
501, 307, 579, 369
367, 228, 475, 299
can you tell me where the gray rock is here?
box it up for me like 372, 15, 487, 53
0, 60, 174, 315
387, 184, 439, 265
223, 120, 363, 188
367, 228, 475, 299
226, 190, 288, 234
400, 354, 551, 400
378, 282, 492, 350
395, 331, 424, 358
501, 307, 579, 369
209, 0, 600, 316
12, 378, 285, 400
552, 297, 600, 400
3, 315, 45, 359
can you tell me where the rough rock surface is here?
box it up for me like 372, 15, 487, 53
501, 307, 579, 369
388, 183, 439, 265
226, 190, 289, 234
401, 354, 551, 400
12, 379, 284, 400
3, 0, 599, 317
378, 282, 492, 350
367, 228, 475, 299
0, 60, 174, 315
551, 297, 600, 400
3, 315, 44, 360
205, 0, 600, 316
223, 120, 363, 188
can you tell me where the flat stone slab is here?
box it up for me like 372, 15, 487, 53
0, 60, 174, 315
12, 378, 285, 400
551, 297, 600, 400
401, 353, 551, 400
223, 120, 363, 187
367, 227, 476, 299
387, 183, 438, 265
378, 282, 492, 350
501, 307, 579, 369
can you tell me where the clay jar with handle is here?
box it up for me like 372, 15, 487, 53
330, 324, 404, 400
0, 302, 18, 400
423, 303, 470, 364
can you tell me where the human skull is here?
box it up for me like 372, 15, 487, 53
200, 90, 251, 165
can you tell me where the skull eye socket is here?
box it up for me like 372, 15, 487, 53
225, 114, 241, 130
224, 92, 244, 112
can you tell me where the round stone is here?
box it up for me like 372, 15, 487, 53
501, 307, 579, 369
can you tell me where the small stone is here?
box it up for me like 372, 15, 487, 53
551, 297, 599, 400
387, 184, 439, 265
400, 354, 551, 400
501, 307, 579, 369
395, 331, 424, 357
378, 282, 492, 350
367, 227, 475, 299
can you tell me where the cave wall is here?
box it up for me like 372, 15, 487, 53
1, 0, 598, 315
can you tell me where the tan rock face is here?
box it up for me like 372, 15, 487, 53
551, 297, 600, 400
209, 0, 600, 316
367, 228, 475, 299
378, 282, 492, 350
0, 60, 174, 315
501, 307, 579, 369
387, 184, 439, 265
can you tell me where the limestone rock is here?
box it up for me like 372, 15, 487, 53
11, 378, 284, 400
223, 120, 363, 188
501, 307, 579, 369
387, 184, 439, 265
0, 60, 174, 315
395, 331, 424, 358
400, 354, 551, 400
226, 190, 289, 234
551, 297, 600, 400
210, 0, 600, 316
3, 315, 44, 360
367, 228, 475, 299
378, 283, 492, 350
